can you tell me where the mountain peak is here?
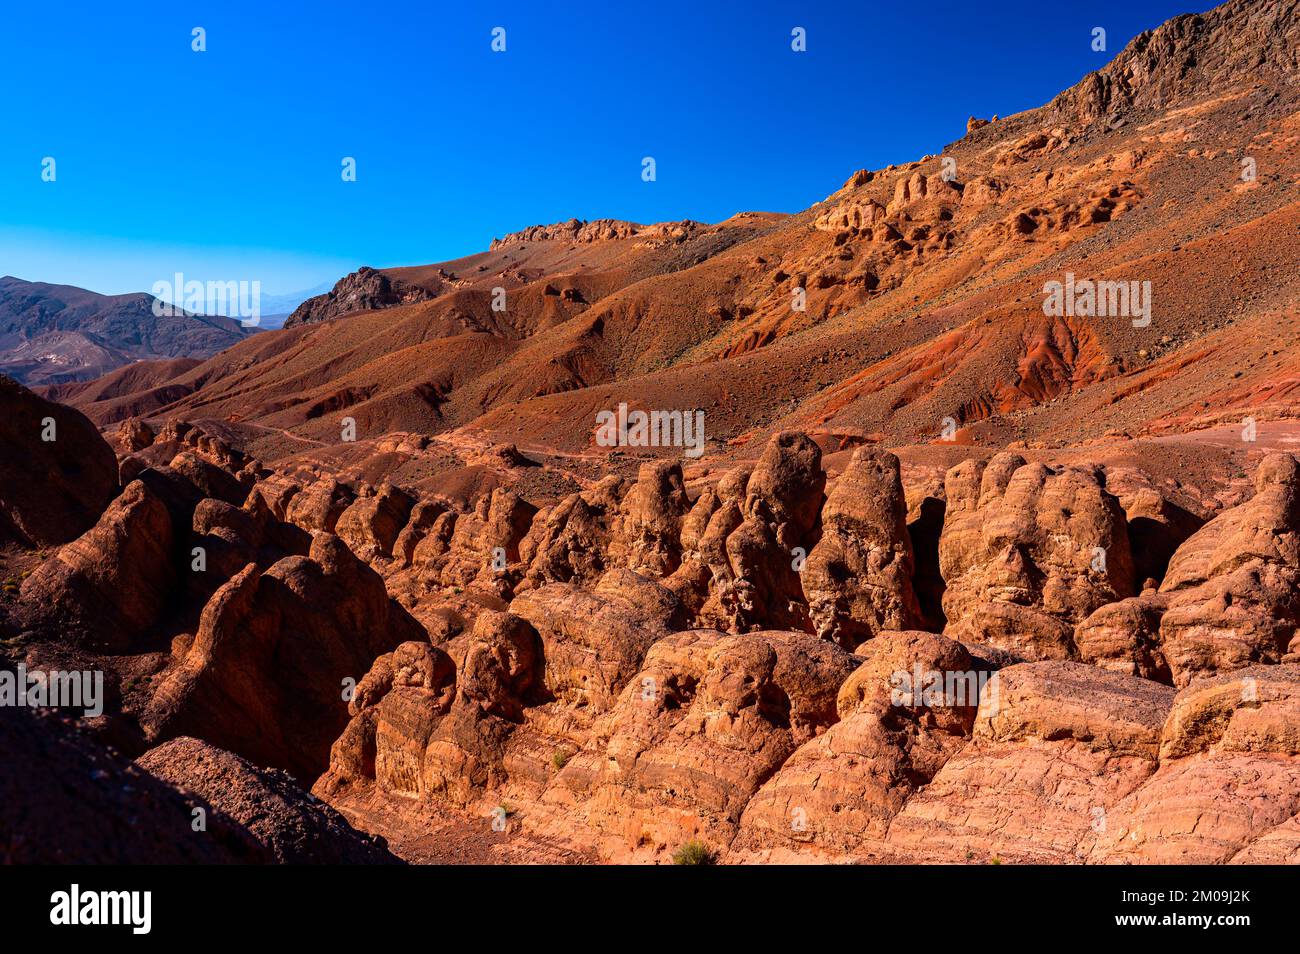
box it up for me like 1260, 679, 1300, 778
1049, 0, 1299, 123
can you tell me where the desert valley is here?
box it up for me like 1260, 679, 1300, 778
2, 0, 1299, 869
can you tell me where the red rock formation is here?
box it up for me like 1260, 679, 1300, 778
802, 448, 922, 647
885, 661, 1174, 863
18, 479, 176, 650
733, 631, 978, 860
284, 266, 440, 328
939, 454, 1135, 659
1156, 453, 1300, 685
143, 533, 426, 781
335, 481, 414, 564
548, 628, 857, 861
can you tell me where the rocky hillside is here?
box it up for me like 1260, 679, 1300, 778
52, 0, 1300, 473
5, 0, 1299, 865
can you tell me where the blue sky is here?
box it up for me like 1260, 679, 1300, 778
0, 0, 1217, 297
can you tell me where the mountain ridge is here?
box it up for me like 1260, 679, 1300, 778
0, 276, 255, 386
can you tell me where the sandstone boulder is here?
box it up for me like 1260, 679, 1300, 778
732, 631, 980, 860
285, 477, 355, 533
511, 568, 684, 712
802, 449, 922, 647
520, 476, 625, 588
885, 661, 1173, 862
714, 432, 825, 631
550, 628, 857, 861
940, 455, 1135, 659
117, 416, 155, 452
608, 461, 691, 576
1156, 453, 1300, 685
1075, 591, 1171, 681
335, 481, 414, 564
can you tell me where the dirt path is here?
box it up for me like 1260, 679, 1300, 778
328, 786, 599, 865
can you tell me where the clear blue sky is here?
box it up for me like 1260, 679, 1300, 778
0, 0, 1216, 296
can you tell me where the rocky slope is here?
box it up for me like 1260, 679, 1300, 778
4, 0, 1299, 865
4, 371, 1298, 862
0, 702, 398, 864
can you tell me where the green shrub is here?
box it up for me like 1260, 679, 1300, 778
672, 841, 715, 866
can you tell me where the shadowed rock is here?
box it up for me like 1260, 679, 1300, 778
143, 532, 426, 781
19, 479, 176, 650
138, 736, 401, 864
0, 375, 117, 546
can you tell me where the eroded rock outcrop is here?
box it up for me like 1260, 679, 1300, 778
886, 661, 1174, 862
1087, 666, 1300, 863
316, 612, 546, 808
335, 482, 414, 564
607, 461, 692, 576
518, 476, 626, 589
547, 628, 857, 861
284, 266, 439, 328
698, 432, 825, 631
939, 455, 1135, 660
511, 569, 684, 713
801, 449, 922, 647
143, 533, 426, 781
1155, 453, 1300, 686
19, 479, 177, 650
285, 477, 355, 533
436, 488, 537, 593
732, 631, 981, 861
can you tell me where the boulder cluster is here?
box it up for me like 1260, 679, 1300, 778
5, 383, 1299, 863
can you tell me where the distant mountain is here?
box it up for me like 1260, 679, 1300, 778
255, 282, 334, 328
0, 277, 255, 386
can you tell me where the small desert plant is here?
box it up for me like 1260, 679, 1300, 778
552, 749, 571, 771
672, 840, 715, 866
